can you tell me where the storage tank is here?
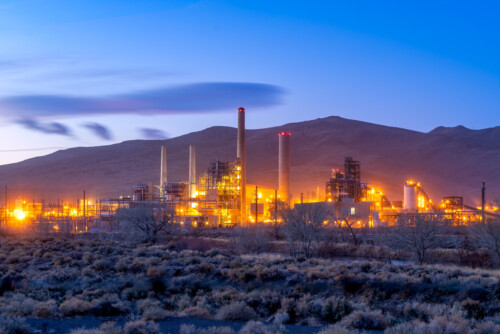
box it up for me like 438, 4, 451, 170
404, 181, 418, 211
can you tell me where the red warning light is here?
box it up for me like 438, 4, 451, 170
238, 107, 245, 112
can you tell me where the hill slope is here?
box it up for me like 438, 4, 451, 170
0, 116, 498, 206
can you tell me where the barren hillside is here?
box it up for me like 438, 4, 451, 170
0, 116, 498, 206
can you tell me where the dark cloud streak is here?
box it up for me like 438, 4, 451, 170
0, 82, 284, 118
16, 119, 72, 136
83, 122, 113, 140
140, 128, 169, 140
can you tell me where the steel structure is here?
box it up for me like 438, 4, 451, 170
325, 157, 366, 202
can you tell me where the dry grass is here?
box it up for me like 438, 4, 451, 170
2, 235, 500, 332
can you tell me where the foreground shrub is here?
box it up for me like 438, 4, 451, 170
215, 302, 258, 321
239, 321, 273, 334
59, 297, 92, 316
342, 310, 387, 330
320, 297, 352, 323
138, 299, 167, 320
123, 320, 159, 334
461, 298, 485, 319
70, 322, 122, 334
33, 299, 58, 318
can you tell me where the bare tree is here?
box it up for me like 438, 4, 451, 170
335, 216, 360, 245
280, 203, 331, 258
116, 203, 173, 243
467, 219, 500, 263
269, 199, 287, 240
388, 213, 445, 265
232, 225, 271, 254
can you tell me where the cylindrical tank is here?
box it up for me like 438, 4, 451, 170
404, 182, 418, 211
279, 131, 291, 203
237, 107, 246, 225
189, 145, 196, 198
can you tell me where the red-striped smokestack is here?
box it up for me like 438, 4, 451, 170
279, 131, 291, 203
237, 107, 246, 225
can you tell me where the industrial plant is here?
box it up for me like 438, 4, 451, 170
0, 107, 497, 233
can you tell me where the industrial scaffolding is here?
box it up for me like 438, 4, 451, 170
326, 157, 367, 203
198, 159, 241, 225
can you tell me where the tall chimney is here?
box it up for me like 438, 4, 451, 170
160, 145, 167, 196
279, 131, 291, 203
237, 107, 246, 225
189, 145, 196, 198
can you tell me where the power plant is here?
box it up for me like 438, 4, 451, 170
1, 106, 498, 232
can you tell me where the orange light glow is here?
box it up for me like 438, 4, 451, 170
14, 210, 26, 221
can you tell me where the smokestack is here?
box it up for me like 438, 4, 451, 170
189, 145, 196, 198
279, 131, 291, 203
237, 107, 246, 225
160, 145, 167, 196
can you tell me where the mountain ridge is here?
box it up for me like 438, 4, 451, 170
0, 115, 498, 206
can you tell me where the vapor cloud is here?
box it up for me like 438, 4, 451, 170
16, 119, 72, 136
140, 128, 169, 140
0, 82, 284, 118
83, 122, 113, 140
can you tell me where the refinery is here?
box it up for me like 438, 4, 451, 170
0, 107, 497, 233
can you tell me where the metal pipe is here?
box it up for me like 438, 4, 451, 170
189, 145, 196, 198
237, 107, 246, 226
278, 131, 291, 203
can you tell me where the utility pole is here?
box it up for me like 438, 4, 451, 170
3, 185, 7, 227
274, 189, 278, 225
300, 192, 304, 204
481, 181, 486, 223
83, 190, 86, 232
255, 185, 258, 224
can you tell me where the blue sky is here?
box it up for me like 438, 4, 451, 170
0, 0, 499, 164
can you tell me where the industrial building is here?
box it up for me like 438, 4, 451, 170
1, 106, 498, 232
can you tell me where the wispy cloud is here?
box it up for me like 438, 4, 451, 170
0, 147, 66, 152
16, 118, 72, 136
140, 128, 169, 140
0, 82, 285, 118
83, 122, 113, 140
